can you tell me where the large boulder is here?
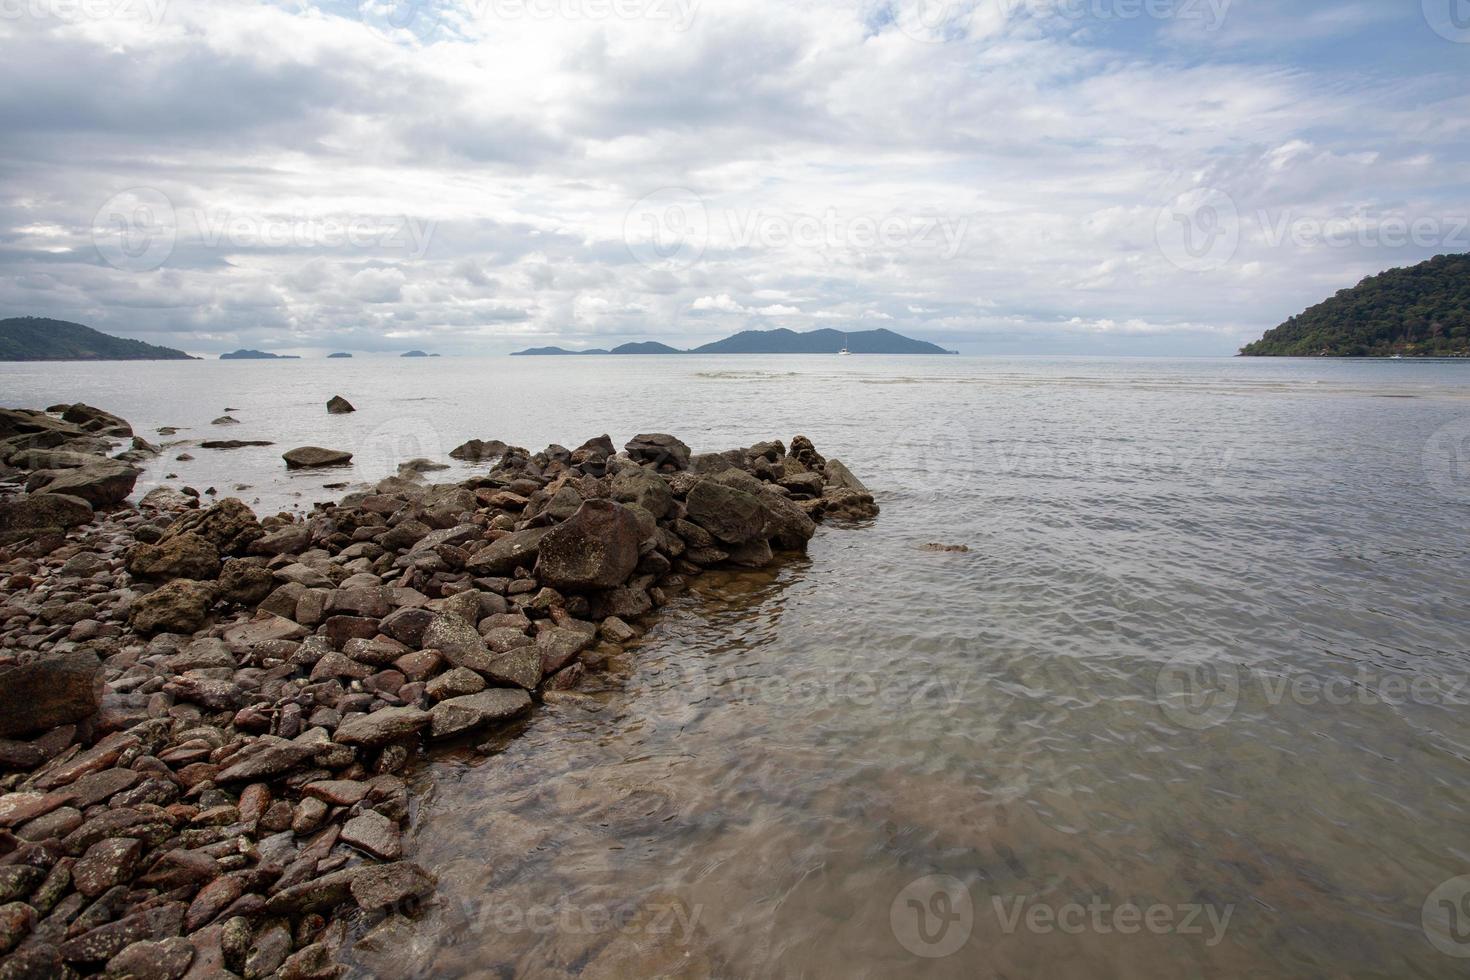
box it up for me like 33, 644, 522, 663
163, 498, 263, 555
6, 449, 106, 472
283, 447, 352, 469
624, 434, 690, 471
822, 487, 879, 520
534, 499, 641, 591
28, 461, 140, 506
708, 469, 816, 550
464, 526, 551, 576
0, 651, 102, 737
126, 531, 221, 581
0, 408, 85, 440
0, 493, 92, 544
823, 458, 869, 493
569, 434, 614, 468
60, 403, 132, 436
685, 480, 766, 545
420, 614, 499, 675
326, 395, 355, 414
610, 467, 673, 520
128, 579, 215, 635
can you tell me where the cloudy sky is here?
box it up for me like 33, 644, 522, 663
1, 0, 1467, 356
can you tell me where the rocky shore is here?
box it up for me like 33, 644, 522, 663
0, 404, 878, 979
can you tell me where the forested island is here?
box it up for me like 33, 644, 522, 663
1241, 253, 1470, 357
0, 317, 194, 360
512, 327, 951, 355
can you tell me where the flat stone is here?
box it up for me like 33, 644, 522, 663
213, 738, 317, 782
484, 647, 542, 690
464, 527, 550, 576
283, 447, 353, 469
104, 936, 195, 980
75, 837, 143, 898
62, 768, 142, 808
332, 706, 429, 748
339, 809, 401, 860
425, 667, 485, 701
429, 689, 532, 739
262, 867, 360, 916
302, 780, 370, 806
349, 862, 436, 911
0, 651, 101, 737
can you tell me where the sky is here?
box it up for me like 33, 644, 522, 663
1, 0, 1467, 357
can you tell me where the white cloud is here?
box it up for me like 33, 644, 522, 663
0, 0, 1464, 355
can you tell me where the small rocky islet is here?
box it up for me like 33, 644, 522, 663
0, 401, 878, 978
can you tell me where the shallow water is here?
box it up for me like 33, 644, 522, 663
6, 354, 1470, 976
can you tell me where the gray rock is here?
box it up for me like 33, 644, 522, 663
823, 457, 868, 492
0, 493, 92, 543
326, 395, 355, 414
125, 531, 221, 580
685, 480, 766, 545
534, 499, 641, 591
429, 689, 532, 739
624, 433, 691, 470
464, 526, 551, 576
28, 460, 140, 507
340, 809, 401, 860
104, 936, 195, 980
282, 447, 353, 469
349, 862, 436, 911
162, 498, 263, 555
448, 438, 507, 462
213, 737, 317, 782
128, 579, 214, 635
333, 706, 430, 747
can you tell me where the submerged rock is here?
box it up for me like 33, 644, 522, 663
326, 395, 355, 414
448, 438, 507, 462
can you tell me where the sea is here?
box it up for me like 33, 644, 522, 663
4, 353, 1470, 977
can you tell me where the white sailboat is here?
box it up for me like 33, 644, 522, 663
838, 333, 852, 355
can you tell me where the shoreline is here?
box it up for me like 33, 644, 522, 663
0, 404, 878, 978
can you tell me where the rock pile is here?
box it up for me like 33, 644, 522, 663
0, 406, 149, 550
0, 414, 877, 977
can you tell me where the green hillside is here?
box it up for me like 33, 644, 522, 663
0, 317, 194, 360
1241, 253, 1470, 357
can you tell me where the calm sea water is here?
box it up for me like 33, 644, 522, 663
5, 355, 1470, 976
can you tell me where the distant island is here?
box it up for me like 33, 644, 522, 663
220, 349, 300, 360
401, 350, 440, 357
327, 352, 353, 358
0, 317, 194, 361
511, 327, 951, 356
1242, 252, 1470, 357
